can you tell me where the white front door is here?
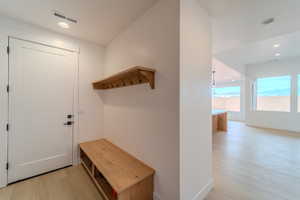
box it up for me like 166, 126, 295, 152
8, 39, 77, 183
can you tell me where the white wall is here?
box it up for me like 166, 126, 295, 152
245, 57, 300, 132
103, 0, 180, 199
77, 42, 104, 143
0, 15, 105, 187
180, 0, 213, 200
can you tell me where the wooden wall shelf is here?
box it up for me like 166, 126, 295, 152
79, 139, 155, 200
92, 66, 156, 90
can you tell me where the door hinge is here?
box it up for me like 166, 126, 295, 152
6, 123, 9, 131
6, 163, 9, 170
6, 85, 9, 93
6, 46, 9, 54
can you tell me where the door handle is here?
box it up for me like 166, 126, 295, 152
64, 121, 74, 126
67, 114, 73, 119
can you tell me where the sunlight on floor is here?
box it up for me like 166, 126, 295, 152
206, 121, 300, 200
0, 165, 103, 200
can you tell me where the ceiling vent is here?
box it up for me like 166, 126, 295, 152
262, 18, 275, 25
53, 11, 78, 24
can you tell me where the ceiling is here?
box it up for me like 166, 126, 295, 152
215, 31, 300, 70
200, 0, 300, 54
0, 0, 157, 45
200, 0, 300, 78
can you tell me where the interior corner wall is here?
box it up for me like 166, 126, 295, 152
180, 0, 213, 200
102, 0, 180, 199
245, 57, 300, 132
0, 16, 105, 180
77, 41, 105, 143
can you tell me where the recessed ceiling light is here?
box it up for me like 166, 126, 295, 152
273, 44, 280, 48
58, 22, 69, 29
275, 53, 281, 57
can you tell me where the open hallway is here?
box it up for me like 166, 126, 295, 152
207, 121, 300, 200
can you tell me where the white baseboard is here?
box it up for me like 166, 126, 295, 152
0, 183, 7, 189
191, 179, 214, 200
154, 179, 214, 200
154, 192, 161, 200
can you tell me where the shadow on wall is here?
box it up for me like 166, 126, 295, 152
96, 67, 180, 199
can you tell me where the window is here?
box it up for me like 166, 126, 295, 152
212, 86, 240, 112
256, 76, 291, 112
298, 75, 300, 112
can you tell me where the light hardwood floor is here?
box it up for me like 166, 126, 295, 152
1, 121, 299, 200
206, 121, 300, 200
0, 165, 103, 200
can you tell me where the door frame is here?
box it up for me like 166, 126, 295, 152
0, 35, 8, 188
0, 36, 80, 187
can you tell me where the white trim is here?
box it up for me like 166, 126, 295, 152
153, 192, 162, 200
9, 37, 78, 53
72, 50, 80, 165
191, 179, 214, 200
296, 74, 299, 113
0, 35, 8, 188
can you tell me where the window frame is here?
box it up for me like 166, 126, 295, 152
253, 75, 292, 113
212, 86, 241, 112
297, 74, 300, 113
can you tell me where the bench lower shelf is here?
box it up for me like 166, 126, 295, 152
79, 139, 155, 200
81, 160, 113, 200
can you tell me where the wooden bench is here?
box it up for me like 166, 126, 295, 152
79, 139, 155, 200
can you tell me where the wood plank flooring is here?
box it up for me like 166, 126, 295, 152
0, 165, 103, 200
1, 121, 299, 200
206, 121, 300, 200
